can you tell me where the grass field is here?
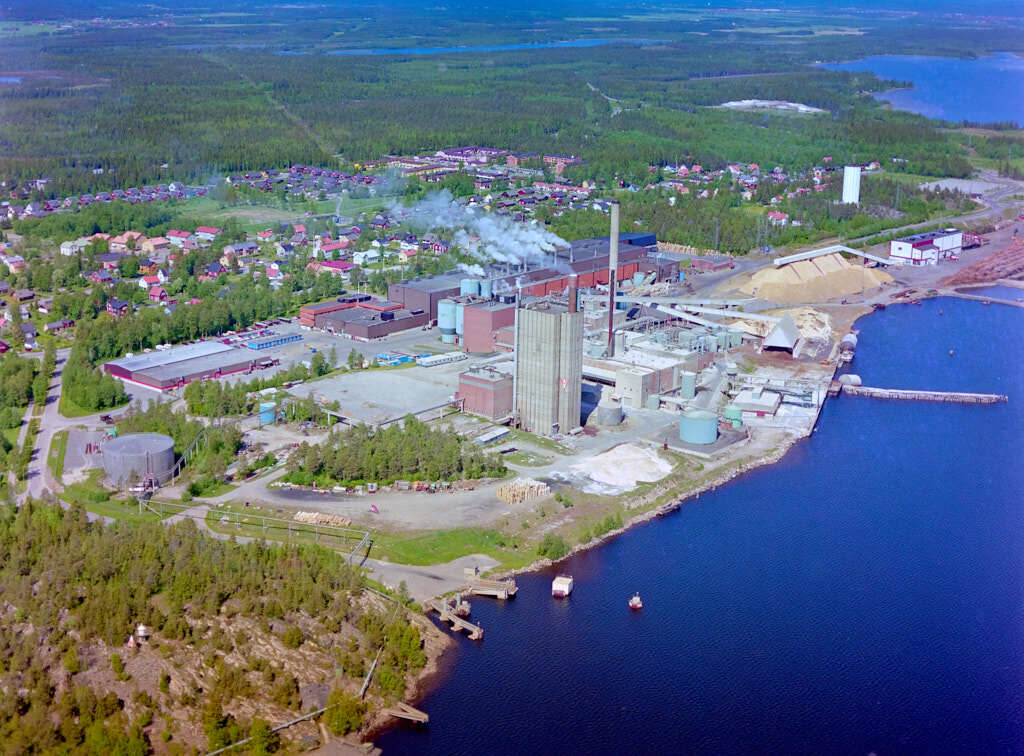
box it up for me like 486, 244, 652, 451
48, 429, 68, 484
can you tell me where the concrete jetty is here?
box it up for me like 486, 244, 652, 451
466, 578, 518, 599
426, 597, 484, 640
382, 701, 429, 723
842, 385, 1008, 404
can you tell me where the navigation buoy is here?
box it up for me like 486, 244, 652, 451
949, 349, 954, 357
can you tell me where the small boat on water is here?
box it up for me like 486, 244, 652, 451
551, 576, 574, 598
982, 300, 991, 306
629, 593, 643, 611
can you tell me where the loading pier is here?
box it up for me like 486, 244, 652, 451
382, 701, 429, 723
426, 597, 484, 640
466, 578, 518, 599
841, 385, 1008, 404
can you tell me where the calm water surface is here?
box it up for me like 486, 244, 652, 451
378, 296, 1024, 755
822, 53, 1024, 123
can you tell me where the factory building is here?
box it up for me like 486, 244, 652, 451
104, 341, 259, 390
461, 300, 516, 354
888, 229, 963, 266
243, 333, 303, 350
456, 366, 514, 420
514, 295, 583, 435
386, 232, 664, 321
316, 306, 429, 340
299, 294, 428, 339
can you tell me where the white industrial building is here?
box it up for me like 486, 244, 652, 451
841, 166, 861, 204
888, 229, 963, 266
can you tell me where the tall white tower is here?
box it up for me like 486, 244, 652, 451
842, 165, 861, 204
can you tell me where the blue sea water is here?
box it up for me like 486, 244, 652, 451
377, 296, 1024, 755
0, 76, 20, 83
822, 52, 1024, 124
963, 285, 1024, 302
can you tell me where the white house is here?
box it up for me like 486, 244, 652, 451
60, 239, 90, 256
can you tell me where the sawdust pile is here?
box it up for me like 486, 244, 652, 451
731, 307, 833, 341
741, 252, 892, 303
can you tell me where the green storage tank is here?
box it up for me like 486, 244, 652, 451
679, 409, 718, 445
724, 404, 743, 424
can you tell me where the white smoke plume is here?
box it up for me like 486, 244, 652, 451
392, 190, 569, 269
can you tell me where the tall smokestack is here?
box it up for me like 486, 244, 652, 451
569, 274, 578, 314
607, 201, 620, 357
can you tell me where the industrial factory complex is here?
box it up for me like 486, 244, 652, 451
103, 203, 837, 463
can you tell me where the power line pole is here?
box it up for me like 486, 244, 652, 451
714, 217, 720, 252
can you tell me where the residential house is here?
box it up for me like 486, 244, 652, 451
222, 241, 258, 261
13, 289, 34, 302
43, 318, 74, 334
97, 252, 122, 270
37, 297, 53, 315
3, 254, 26, 274
110, 231, 147, 254
138, 274, 162, 289
141, 237, 170, 257
166, 229, 191, 247
138, 258, 159, 275
106, 298, 129, 318
256, 229, 276, 243
275, 242, 295, 257
60, 239, 90, 256
149, 286, 168, 302
194, 226, 222, 242
306, 260, 357, 277
88, 270, 115, 285
766, 211, 789, 227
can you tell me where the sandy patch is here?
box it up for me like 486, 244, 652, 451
557, 443, 673, 495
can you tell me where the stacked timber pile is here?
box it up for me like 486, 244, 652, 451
657, 241, 718, 256
294, 511, 352, 528
496, 478, 550, 505
940, 238, 1024, 286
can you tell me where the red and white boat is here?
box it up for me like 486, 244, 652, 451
629, 593, 643, 611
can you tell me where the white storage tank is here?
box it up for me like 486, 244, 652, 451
679, 410, 718, 445
438, 298, 457, 344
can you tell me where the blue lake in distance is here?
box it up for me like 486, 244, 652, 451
378, 296, 1024, 755
821, 52, 1024, 123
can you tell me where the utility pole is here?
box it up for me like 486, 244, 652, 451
714, 217, 720, 252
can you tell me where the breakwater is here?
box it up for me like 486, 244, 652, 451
842, 385, 1008, 403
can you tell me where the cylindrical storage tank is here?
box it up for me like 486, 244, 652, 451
455, 302, 465, 337
838, 373, 862, 386
717, 331, 730, 351
614, 331, 626, 355
259, 401, 276, 424
679, 410, 718, 445
724, 404, 743, 423
102, 433, 176, 486
632, 272, 645, 286
725, 361, 739, 377
644, 394, 660, 410
479, 279, 493, 300
438, 299, 456, 344
728, 329, 743, 348
680, 371, 697, 400
840, 333, 858, 352
731, 419, 742, 429
460, 278, 480, 297
678, 270, 686, 282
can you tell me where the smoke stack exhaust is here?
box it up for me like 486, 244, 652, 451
607, 201, 620, 357
569, 274, 578, 314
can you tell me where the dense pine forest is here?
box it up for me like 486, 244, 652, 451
1, 2, 1021, 192
0, 500, 432, 752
